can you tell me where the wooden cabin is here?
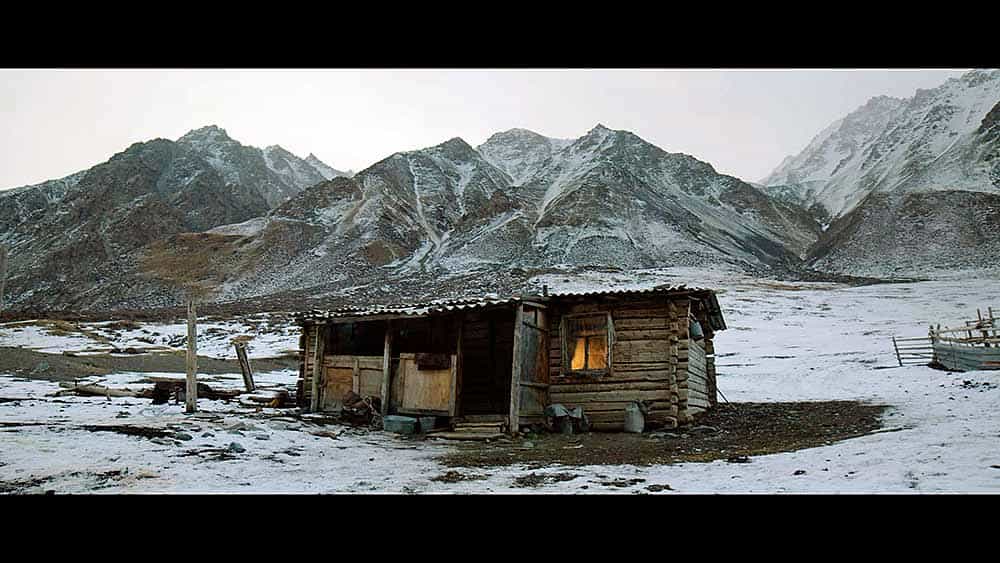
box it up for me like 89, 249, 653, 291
295, 286, 727, 432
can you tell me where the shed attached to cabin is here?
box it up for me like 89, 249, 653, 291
295, 285, 726, 432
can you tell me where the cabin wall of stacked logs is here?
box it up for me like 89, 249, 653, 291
547, 296, 717, 431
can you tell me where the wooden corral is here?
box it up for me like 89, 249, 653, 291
295, 287, 726, 433
930, 307, 1000, 372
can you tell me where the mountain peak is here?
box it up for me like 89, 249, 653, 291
264, 144, 293, 156
439, 136, 472, 148
428, 137, 477, 158
177, 125, 237, 147
488, 128, 546, 141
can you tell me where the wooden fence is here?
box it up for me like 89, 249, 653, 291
927, 306, 1000, 372
891, 336, 934, 366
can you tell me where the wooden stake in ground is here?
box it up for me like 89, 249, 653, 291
186, 299, 198, 413
234, 341, 255, 392
0, 244, 7, 313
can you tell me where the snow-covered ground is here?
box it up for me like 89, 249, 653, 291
0, 314, 299, 359
2, 274, 999, 493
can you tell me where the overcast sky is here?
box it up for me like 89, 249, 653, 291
0, 68, 971, 190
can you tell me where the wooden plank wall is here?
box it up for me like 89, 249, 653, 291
933, 341, 1000, 371
298, 324, 317, 407
683, 338, 709, 416
396, 353, 454, 414
297, 324, 386, 410
548, 297, 689, 431
705, 338, 717, 407
320, 355, 383, 410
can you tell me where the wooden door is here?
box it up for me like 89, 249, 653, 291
510, 303, 549, 431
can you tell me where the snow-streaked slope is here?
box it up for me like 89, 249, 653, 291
477, 128, 573, 185
305, 153, 351, 180
762, 69, 1000, 219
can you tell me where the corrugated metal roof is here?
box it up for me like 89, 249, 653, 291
297, 284, 726, 330
297, 295, 521, 321
544, 284, 708, 297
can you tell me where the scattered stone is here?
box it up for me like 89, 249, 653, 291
793, 469, 807, 476
513, 472, 580, 488
521, 441, 535, 449
726, 455, 751, 464
254, 434, 270, 441
645, 484, 674, 492
598, 477, 646, 488
201, 432, 214, 438
690, 425, 719, 436
227, 442, 245, 453
173, 432, 193, 441
430, 471, 488, 483
150, 437, 175, 446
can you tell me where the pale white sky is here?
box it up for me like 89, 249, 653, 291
0, 68, 970, 190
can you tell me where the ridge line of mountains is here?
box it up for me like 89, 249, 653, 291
2, 69, 998, 314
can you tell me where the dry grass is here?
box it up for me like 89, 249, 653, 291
138, 233, 244, 291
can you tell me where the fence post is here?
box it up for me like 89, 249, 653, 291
0, 244, 7, 313
892, 336, 902, 367
185, 299, 198, 414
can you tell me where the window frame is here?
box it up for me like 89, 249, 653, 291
560, 311, 614, 377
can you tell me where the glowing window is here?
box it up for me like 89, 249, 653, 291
564, 314, 610, 372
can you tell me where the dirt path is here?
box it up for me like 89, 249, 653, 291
0, 346, 298, 381
437, 401, 887, 469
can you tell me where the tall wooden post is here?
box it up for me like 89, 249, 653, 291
234, 342, 255, 392
185, 299, 198, 413
380, 322, 393, 416
508, 305, 525, 434
0, 244, 7, 313
310, 324, 326, 412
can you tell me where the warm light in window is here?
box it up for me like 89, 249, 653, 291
589, 336, 607, 369
566, 315, 609, 371
571, 337, 586, 369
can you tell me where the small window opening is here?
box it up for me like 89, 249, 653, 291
565, 314, 610, 372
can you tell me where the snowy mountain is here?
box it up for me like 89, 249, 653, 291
0, 126, 345, 311
761, 69, 1000, 276
117, 125, 824, 312
763, 69, 1000, 220
478, 128, 573, 185
305, 153, 351, 180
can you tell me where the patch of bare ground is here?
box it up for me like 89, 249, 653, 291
438, 401, 887, 469
0, 346, 298, 382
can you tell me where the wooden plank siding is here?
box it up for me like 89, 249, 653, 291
548, 297, 691, 429
933, 341, 1000, 372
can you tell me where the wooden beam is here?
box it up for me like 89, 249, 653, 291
509, 305, 525, 434
310, 325, 326, 412
352, 357, 360, 394
450, 314, 463, 417
234, 342, 256, 392
0, 244, 7, 313
380, 322, 393, 416
185, 299, 198, 414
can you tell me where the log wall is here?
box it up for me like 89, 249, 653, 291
548, 297, 691, 430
